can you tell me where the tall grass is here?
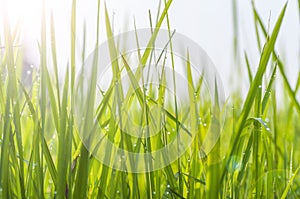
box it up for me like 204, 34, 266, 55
1, 1, 300, 198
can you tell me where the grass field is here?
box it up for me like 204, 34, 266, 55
1, 0, 300, 198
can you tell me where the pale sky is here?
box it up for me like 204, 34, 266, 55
0, 0, 299, 96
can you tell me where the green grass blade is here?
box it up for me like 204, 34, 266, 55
222, 2, 287, 182
50, 12, 61, 112
253, 7, 300, 115
244, 51, 253, 84
56, 66, 70, 198
70, 0, 76, 97
45, 67, 60, 132
298, 0, 300, 23
185, 50, 199, 198
281, 166, 300, 199
232, 0, 239, 62
252, 1, 263, 52
262, 64, 277, 114
277, 60, 300, 115
19, 80, 58, 188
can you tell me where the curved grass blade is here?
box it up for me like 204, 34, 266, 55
281, 166, 300, 199
253, 3, 300, 115
19, 80, 58, 188
222, 3, 287, 182
244, 52, 253, 84
262, 64, 277, 114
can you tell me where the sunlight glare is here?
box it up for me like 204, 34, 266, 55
1, 0, 44, 35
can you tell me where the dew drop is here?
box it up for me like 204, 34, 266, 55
104, 126, 110, 131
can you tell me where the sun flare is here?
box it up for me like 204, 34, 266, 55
1, 0, 46, 34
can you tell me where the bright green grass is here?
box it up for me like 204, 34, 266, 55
1, 1, 300, 198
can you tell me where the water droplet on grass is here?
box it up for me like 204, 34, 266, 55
104, 126, 110, 131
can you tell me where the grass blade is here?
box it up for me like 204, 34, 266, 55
222, 2, 287, 182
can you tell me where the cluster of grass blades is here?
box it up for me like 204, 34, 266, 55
1, 0, 300, 198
